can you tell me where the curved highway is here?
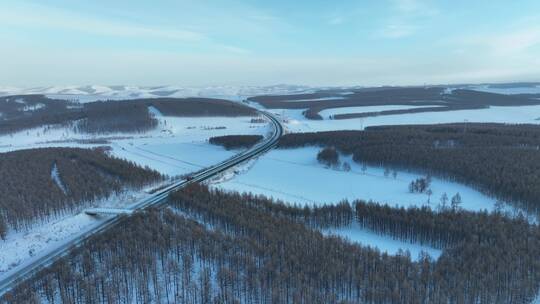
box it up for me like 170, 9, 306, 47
0, 110, 283, 296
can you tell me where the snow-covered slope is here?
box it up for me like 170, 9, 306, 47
0, 84, 318, 103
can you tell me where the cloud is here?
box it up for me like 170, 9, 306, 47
451, 26, 540, 57
375, 0, 437, 39
485, 28, 540, 55
0, 2, 259, 55
0, 3, 205, 42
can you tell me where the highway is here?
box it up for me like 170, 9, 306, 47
0, 110, 283, 297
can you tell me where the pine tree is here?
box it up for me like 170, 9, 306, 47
451, 193, 462, 211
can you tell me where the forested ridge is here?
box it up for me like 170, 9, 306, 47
0, 95, 84, 134
4, 184, 540, 303
279, 123, 540, 213
0, 95, 256, 134
209, 135, 263, 150
0, 147, 162, 234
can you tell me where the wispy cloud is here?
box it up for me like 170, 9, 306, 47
375, 0, 438, 39
0, 3, 205, 42
452, 26, 540, 57
485, 27, 540, 55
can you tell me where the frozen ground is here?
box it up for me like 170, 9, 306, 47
213, 147, 506, 212
323, 222, 442, 260
269, 105, 540, 133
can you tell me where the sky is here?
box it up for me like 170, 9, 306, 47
1, 0, 540, 87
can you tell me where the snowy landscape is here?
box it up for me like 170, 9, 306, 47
3, 0, 540, 301
2, 84, 539, 271
1, 83, 540, 303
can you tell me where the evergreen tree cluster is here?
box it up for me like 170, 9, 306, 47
5, 184, 540, 303
0, 95, 257, 135
0, 147, 163, 234
209, 135, 263, 150
316, 146, 339, 167
408, 176, 431, 193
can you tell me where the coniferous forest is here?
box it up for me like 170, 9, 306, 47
0, 95, 256, 135
248, 88, 540, 120
0, 147, 163, 234
4, 123, 540, 303
3, 184, 540, 303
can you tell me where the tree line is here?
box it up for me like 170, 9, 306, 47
209, 135, 263, 150
5, 183, 540, 303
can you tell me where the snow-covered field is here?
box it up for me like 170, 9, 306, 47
0, 108, 271, 177
269, 105, 540, 133
213, 147, 503, 212
107, 114, 270, 176
212, 146, 513, 258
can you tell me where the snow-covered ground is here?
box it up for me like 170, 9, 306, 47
323, 222, 442, 260
0, 84, 319, 103
269, 105, 540, 133
50, 163, 67, 194
319, 105, 441, 119
212, 146, 518, 259
0, 190, 150, 276
0, 105, 271, 278
2, 84, 540, 284
533, 292, 540, 304
213, 147, 506, 212
0, 108, 271, 177
108, 114, 270, 176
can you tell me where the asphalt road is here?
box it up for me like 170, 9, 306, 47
0, 110, 283, 297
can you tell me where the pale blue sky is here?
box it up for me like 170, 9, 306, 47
1, 0, 540, 86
